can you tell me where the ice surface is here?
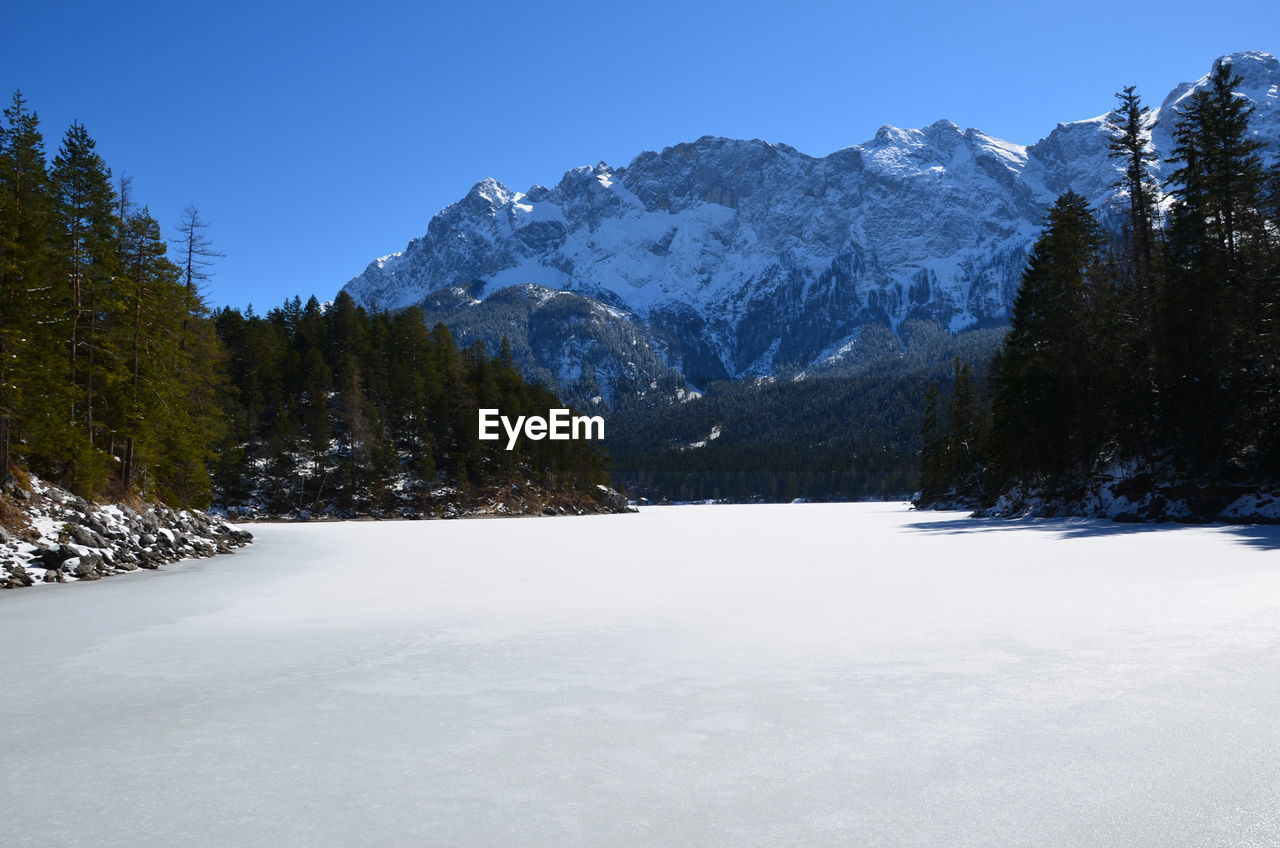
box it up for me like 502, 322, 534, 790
3, 504, 1280, 847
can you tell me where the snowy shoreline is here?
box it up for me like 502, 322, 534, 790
0, 476, 253, 590
1, 478, 638, 591
918, 462, 1280, 525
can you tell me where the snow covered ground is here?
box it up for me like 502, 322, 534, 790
3, 504, 1279, 847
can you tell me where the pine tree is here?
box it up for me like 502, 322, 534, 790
945, 359, 979, 479
1160, 58, 1274, 471
1106, 86, 1160, 287
116, 205, 174, 491
991, 192, 1105, 482
50, 122, 123, 492
173, 205, 222, 295
153, 286, 226, 506
0, 92, 62, 482
918, 382, 944, 499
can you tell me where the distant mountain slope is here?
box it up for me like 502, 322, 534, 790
344, 51, 1280, 408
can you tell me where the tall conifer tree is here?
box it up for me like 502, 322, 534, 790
1161, 58, 1273, 469
990, 192, 1105, 481
0, 92, 61, 481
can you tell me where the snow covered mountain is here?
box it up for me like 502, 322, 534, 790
344, 51, 1280, 407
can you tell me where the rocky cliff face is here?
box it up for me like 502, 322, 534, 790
344, 51, 1280, 407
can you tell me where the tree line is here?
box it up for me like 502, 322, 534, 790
0, 92, 223, 503
609, 321, 1006, 502
212, 294, 611, 516
0, 91, 609, 512
920, 60, 1280, 510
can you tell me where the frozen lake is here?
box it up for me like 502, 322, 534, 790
3, 503, 1280, 847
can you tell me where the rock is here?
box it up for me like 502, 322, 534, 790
70, 525, 110, 549
73, 554, 104, 580
35, 545, 76, 569
595, 486, 632, 513
3, 477, 251, 590
83, 517, 111, 537
3, 563, 34, 587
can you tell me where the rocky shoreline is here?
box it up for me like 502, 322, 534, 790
1, 476, 638, 591
1, 476, 253, 591
975, 479, 1280, 524
916, 463, 1280, 525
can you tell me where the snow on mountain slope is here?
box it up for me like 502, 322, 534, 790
344, 52, 1280, 406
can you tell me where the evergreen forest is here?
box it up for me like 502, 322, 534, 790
920, 61, 1280, 517
607, 321, 1004, 502
8, 59, 1277, 518
0, 92, 610, 515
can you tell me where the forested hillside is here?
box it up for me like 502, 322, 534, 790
0, 91, 615, 519
919, 62, 1280, 521
212, 294, 614, 518
608, 321, 1004, 502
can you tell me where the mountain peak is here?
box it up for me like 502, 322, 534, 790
342, 51, 1279, 406
871, 124, 914, 145
1218, 49, 1278, 70
459, 177, 515, 213
1159, 50, 1280, 116
1216, 50, 1280, 96
870, 119, 966, 149
470, 176, 511, 198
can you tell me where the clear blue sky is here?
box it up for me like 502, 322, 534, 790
5, 0, 1277, 309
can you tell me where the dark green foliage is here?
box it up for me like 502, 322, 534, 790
919, 359, 990, 503
609, 323, 1004, 502
1108, 85, 1159, 288
0, 91, 61, 485
990, 192, 1106, 481
1, 92, 225, 505
1, 90, 607, 513
1099, 86, 1163, 455
1160, 60, 1277, 472
212, 294, 611, 516
51, 121, 121, 477
921, 62, 1280, 507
